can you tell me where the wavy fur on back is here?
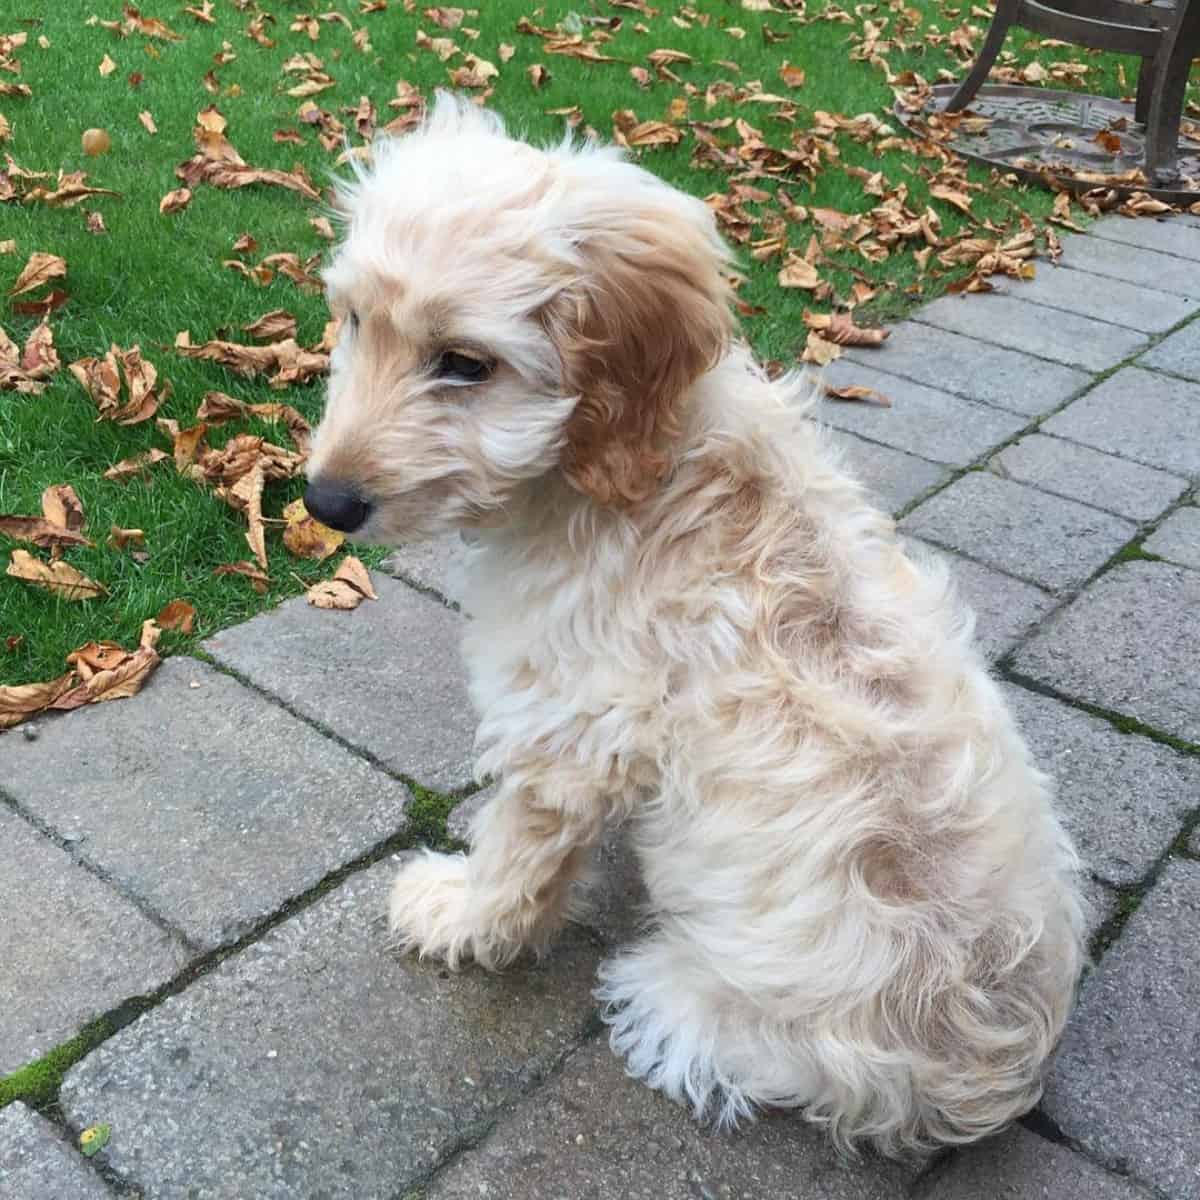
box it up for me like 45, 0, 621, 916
309, 93, 1086, 1157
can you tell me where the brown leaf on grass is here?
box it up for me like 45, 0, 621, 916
107, 526, 146, 550
778, 257, 821, 289
0, 516, 91, 552
54, 634, 161, 712
7, 548, 106, 600
238, 462, 268, 570
195, 392, 312, 454
121, 6, 184, 41
800, 331, 841, 366
929, 184, 973, 216
185, 2, 216, 23
160, 187, 192, 214
309, 215, 336, 240
0, 673, 76, 730
527, 63, 551, 88
8, 252, 67, 298
71, 345, 167, 424
306, 554, 377, 609
99, 54, 118, 78
213, 560, 270, 593
612, 111, 684, 149
41, 484, 85, 534
779, 62, 805, 88
825, 383, 892, 406
22, 171, 121, 208
20, 321, 59, 380
103, 448, 169, 482
160, 420, 209, 472
5, 635, 23, 653
425, 6, 465, 29
499, 42, 515, 62
232, 233, 258, 255
138, 110, 158, 135
0, 241, 14, 254
282, 498, 344, 561
85, 211, 107, 235
157, 598, 196, 633
11, 290, 70, 318
174, 331, 329, 387
804, 311, 889, 347
243, 309, 298, 342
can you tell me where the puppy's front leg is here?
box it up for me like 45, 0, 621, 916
388, 761, 608, 970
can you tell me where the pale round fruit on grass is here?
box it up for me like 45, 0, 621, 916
81, 128, 111, 156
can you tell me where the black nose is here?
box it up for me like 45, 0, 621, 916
304, 478, 372, 533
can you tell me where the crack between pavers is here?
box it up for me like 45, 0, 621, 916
0, 785, 199, 953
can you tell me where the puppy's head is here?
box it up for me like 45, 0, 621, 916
304, 93, 734, 542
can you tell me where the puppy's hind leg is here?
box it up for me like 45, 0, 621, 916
597, 925, 815, 1127
389, 761, 609, 970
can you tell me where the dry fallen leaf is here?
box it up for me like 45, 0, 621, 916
138, 110, 158, 135
103, 448, 169, 482
160, 187, 192, 214
778, 257, 821, 289
157, 598, 197, 633
213, 560, 270, 593
306, 554, 377, 609
54, 628, 161, 712
309, 215, 336, 240
107, 526, 146, 550
282, 498, 344, 561
243, 309, 298, 342
0, 673, 76, 730
8, 252, 67, 298
41, 484, 85, 534
6, 548, 106, 601
804, 311, 890, 347
825, 383, 892, 406
70, 344, 167, 424
0, 516, 91, 552
98, 54, 117, 77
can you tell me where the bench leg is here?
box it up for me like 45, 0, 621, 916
945, 0, 1020, 112
1143, 2, 1200, 184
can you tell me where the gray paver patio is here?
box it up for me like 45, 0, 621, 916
1014, 561, 1200, 744
385, 534, 468, 608
1140, 318, 1200, 380
1044, 859, 1200, 1199
914, 292, 1148, 372
0, 1103, 114, 1200
990, 261, 1196, 333
1003, 685, 1199, 887
827, 427, 950, 514
1051, 231, 1200, 298
820, 360, 1028, 465
843, 321, 1090, 416
1090, 215, 1200, 262
0, 658, 413, 951
899, 471, 1136, 591
918, 1126, 1155, 1200
205, 571, 476, 791
993, 434, 1189, 521
0, 806, 188, 1075
1144, 506, 1200, 569
60, 859, 602, 1200
422, 1038, 918, 1200
1040, 366, 1200, 477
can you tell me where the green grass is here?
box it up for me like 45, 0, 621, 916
1, 0, 1186, 685
0, 1015, 113, 1111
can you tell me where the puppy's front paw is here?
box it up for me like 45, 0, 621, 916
388, 851, 473, 968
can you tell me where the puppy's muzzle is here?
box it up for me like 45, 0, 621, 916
304, 477, 373, 534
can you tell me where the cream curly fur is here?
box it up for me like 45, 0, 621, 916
307, 93, 1086, 1157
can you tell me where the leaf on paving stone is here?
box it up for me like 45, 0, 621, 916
0, 672, 76, 729
243, 308, 297, 342
157, 598, 196, 633
107, 525, 146, 550
306, 554, 377, 609
41, 484, 85, 533
282, 497, 344, 561
213, 560, 270, 593
55, 636, 160, 711
8, 252, 67, 298
103, 448, 169, 482
825, 383, 891, 406
160, 187, 192, 214
6, 548, 106, 600
800, 331, 841, 366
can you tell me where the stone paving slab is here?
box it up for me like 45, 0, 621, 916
1041, 367, 1200, 478
1044, 859, 1200, 1199
914, 294, 1148, 373
1013, 561, 1200, 744
0, 1103, 113, 1200
422, 1038, 918, 1200
60, 859, 603, 1200
907, 540, 1055, 662
1140, 318, 1200, 381
827, 427, 950, 514
1, 658, 412, 951
1002, 684, 1199, 887
917, 1126, 1155, 1200
385, 535, 467, 608
1089, 214, 1200, 263
205, 572, 476, 792
0, 806, 188, 1075
1144, 506, 1200, 569
1084, 876, 1119, 942
990, 262, 1196, 334
900, 472, 1135, 591
843, 323, 1090, 416
820, 361, 1028, 466
1053, 232, 1200, 298
993, 434, 1189, 522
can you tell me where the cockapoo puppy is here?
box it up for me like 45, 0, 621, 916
304, 93, 1085, 1157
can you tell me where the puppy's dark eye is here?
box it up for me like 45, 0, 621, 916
436, 351, 491, 383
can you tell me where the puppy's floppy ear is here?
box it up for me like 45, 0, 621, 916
545, 203, 736, 506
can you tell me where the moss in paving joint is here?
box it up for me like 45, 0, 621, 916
0, 1016, 114, 1113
